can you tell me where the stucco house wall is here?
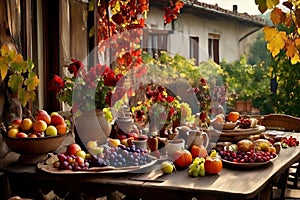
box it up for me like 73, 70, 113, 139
145, 4, 264, 63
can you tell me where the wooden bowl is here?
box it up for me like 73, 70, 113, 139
3, 134, 66, 155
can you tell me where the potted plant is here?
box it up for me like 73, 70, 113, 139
0, 45, 39, 123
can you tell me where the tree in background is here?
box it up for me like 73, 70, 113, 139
255, 0, 300, 116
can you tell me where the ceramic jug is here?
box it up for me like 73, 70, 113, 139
186, 129, 210, 149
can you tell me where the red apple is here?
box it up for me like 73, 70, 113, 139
11, 119, 22, 128
128, 132, 138, 140
118, 134, 128, 141
32, 120, 47, 132
16, 132, 28, 138
56, 123, 67, 135
66, 143, 81, 155
50, 114, 65, 126
35, 110, 51, 125
28, 133, 38, 138
75, 156, 84, 164
20, 118, 33, 131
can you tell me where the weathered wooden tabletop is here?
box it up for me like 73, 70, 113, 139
1, 132, 300, 200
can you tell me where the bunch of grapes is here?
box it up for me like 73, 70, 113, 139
53, 153, 90, 171
88, 144, 153, 168
281, 136, 299, 147
219, 150, 277, 163
188, 157, 205, 177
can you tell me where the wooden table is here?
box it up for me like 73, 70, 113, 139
1, 132, 300, 200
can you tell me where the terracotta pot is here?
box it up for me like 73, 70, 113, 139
74, 109, 111, 147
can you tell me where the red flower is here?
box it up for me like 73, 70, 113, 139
166, 95, 175, 103
68, 58, 84, 77
48, 75, 65, 93
200, 78, 206, 85
104, 69, 117, 86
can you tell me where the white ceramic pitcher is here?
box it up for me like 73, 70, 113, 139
186, 129, 210, 149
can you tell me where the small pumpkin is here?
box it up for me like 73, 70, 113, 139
190, 144, 207, 158
204, 150, 222, 174
173, 149, 192, 168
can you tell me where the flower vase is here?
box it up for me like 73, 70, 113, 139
95, 109, 112, 137
74, 110, 111, 148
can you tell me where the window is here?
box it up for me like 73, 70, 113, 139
190, 36, 199, 65
142, 29, 168, 58
208, 34, 220, 64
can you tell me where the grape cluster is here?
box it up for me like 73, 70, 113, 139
219, 150, 277, 163
88, 144, 153, 168
282, 136, 299, 147
188, 157, 205, 177
54, 154, 90, 171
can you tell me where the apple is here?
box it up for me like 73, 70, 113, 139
75, 156, 84, 164
28, 133, 38, 138
50, 114, 65, 126
11, 119, 22, 128
56, 123, 67, 135
75, 150, 86, 159
16, 132, 28, 138
32, 120, 48, 132
50, 112, 59, 116
118, 134, 127, 141
66, 143, 81, 155
35, 110, 51, 124
128, 132, 138, 140
7, 128, 19, 138
45, 125, 58, 136
20, 118, 33, 131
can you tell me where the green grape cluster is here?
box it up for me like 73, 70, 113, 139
188, 157, 205, 177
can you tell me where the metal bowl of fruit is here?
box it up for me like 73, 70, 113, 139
0, 110, 69, 163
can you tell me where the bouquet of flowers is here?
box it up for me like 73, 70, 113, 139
49, 58, 125, 122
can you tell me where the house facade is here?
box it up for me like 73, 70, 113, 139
145, 1, 267, 65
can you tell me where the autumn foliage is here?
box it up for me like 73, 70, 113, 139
256, 0, 300, 64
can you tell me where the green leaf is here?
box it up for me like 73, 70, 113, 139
8, 74, 24, 92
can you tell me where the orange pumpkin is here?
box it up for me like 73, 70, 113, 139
204, 155, 223, 174
173, 149, 192, 168
190, 145, 207, 158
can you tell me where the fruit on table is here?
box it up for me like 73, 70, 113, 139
239, 118, 251, 129
16, 132, 28, 138
211, 114, 225, 123
227, 111, 240, 122
107, 138, 121, 147
45, 125, 58, 136
188, 157, 206, 177
237, 139, 253, 152
253, 139, 273, 151
161, 161, 174, 174
50, 113, 65, 126
56, 123, 68, 135
75, 150, 87, 159
219, 149, 277, 163
204, 150, 222, 174
7, 128, 19, 138
35, 110, 51, 125
190, 145, 207, 158
66, 143, 82, 155
19, 118, 33, 131
32, 119, 48, 132
173, 149, 192, 168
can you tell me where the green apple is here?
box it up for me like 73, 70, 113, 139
45, 125, 57, 136
161, 161, 174, 174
